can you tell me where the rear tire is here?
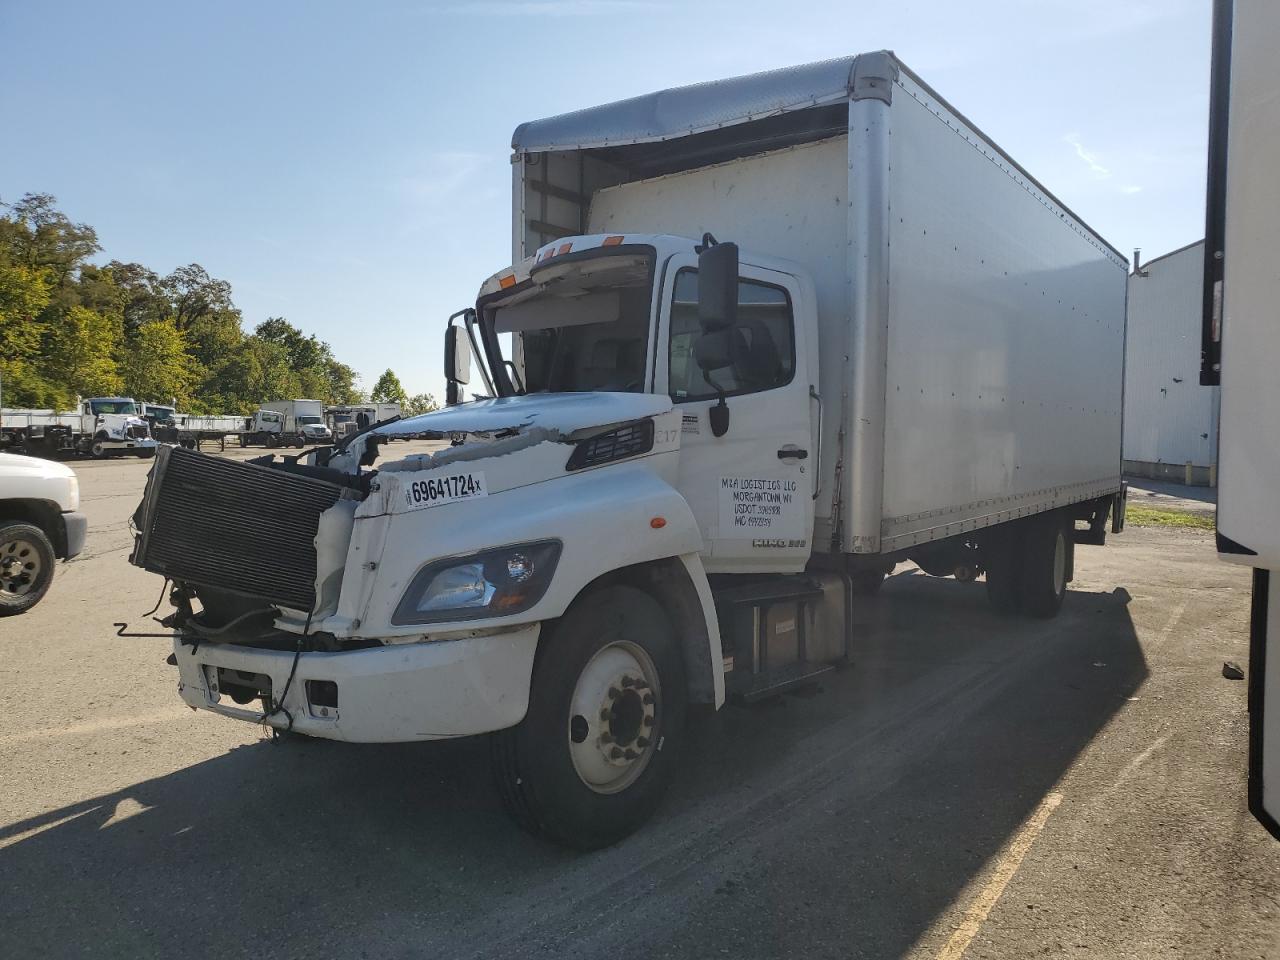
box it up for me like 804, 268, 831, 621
984, 526, 1023, 615
0, 521, 56, 616
1019, 514, 1072, 619
492, 585, 686, 850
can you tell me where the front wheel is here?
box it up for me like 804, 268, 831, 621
90, 441, 109, 460
492, 585, 686, 850
0, 521, 56, 615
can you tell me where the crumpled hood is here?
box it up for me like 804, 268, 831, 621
376, 392, 673, 440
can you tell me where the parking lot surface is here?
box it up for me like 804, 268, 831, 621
2, 451, 1278, 960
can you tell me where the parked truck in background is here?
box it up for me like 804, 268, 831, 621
245, 399, 332, 448
128, 52, 1127, 849
326, 403, 402, 440
1201, 0, 1280, 840
1, 397, 157, 460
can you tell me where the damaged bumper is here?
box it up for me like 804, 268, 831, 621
174, 625, 539, 742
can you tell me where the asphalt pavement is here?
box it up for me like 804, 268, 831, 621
1, 449, 1277, 960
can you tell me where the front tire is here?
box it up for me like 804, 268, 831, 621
492, 585, 686, 850
0, 521, 56, 615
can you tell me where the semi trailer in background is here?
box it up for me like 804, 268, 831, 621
129, 51, 1127, 848
143, 401, 334, 451
0, 397, 157, 459
1201, 0, 1280, 840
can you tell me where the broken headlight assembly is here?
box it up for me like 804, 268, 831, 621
391, 540, 562, 625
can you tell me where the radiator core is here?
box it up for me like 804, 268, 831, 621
131, 446, 344, 611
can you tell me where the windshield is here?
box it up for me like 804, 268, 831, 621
298, 416, 322, 425
90, 400, 140, 415
147, 406, 176, 420
482, 251, 653, 396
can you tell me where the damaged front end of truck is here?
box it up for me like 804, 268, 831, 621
127, 392, 692, 742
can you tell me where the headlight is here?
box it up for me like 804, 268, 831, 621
392, 540, 561, 625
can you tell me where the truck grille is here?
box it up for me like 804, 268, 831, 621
130, 446, 344, 611
126, 424, 150, 439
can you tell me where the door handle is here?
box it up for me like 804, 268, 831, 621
777, 446, 808, 460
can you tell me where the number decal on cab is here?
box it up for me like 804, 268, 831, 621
403, 471, 488, 510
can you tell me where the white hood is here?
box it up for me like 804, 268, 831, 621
376, 392, 673, 440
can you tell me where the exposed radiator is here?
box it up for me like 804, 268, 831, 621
130, 446, 344, 611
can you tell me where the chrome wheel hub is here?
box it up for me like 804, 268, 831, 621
568, 640, 660, 795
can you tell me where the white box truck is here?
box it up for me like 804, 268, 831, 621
129, 52, 1127, 848
247, 399, 332, 447
1201, 0, 1280, 840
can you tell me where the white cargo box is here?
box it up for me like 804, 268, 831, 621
511, 52, 1127, 555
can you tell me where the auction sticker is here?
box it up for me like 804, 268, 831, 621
403, 471, 488, 510
718, 475, 803, 538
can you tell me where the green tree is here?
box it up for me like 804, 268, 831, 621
0, 262, 54, 405
403, 393, 439, 416
370, 369, 408, 406
41, 305, 123, 404
119, 318, 196, 407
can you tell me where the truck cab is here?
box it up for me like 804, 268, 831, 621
80, 397, 156, 459
463, 233, 819, 574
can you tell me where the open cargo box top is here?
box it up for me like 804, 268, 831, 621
509, 50, 1125, 266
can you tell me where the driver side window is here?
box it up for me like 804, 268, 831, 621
668, 269, 795, 402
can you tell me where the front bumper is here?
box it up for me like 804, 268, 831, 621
173, 625, 540, 742
61, 511, 87, 559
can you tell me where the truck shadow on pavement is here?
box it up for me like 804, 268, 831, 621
0, 573, 1146, 960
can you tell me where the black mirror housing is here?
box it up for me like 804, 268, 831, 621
697, 241, 738, 331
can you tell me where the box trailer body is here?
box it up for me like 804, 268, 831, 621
509, 51, 1126, 557
129, 51, 1128, 849
1123, 240, 1219, 485
1201, 0, 1280, 839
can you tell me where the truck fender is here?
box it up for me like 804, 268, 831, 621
358, 461, 723, 710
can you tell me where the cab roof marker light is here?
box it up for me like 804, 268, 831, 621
602, 235, 625, 246
499, 274, 517, 289
557, 243, 572, 255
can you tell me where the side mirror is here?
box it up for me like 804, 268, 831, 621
444, 324, 471, 406
697, 240, 739, 332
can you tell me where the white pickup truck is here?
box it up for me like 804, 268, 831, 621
0, 452, 86, 615
129, 52, 1127, 848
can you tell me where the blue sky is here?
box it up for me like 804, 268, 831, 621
0, 0, 1211, 400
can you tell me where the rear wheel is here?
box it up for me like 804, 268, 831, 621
1020, 514, 1072, 619
90, 440, 109, 460
0, 522, 55, 615
492, 585, 686, 849
984, 525, 1023, 615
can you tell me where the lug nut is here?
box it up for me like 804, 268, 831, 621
643, 717, 654, 727
600, 709, 610, 721
610, 747, 624, 759
642, 693, 654, 705
607, 687, 620, 700
620, 677, 634, 688
636, 737, 649, 748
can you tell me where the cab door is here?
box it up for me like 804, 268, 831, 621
655, 253, 815, 574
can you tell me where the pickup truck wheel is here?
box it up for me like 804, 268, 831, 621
492, 585, 686, 850
1019, 514, 1072, 619
0, 522, 55, 616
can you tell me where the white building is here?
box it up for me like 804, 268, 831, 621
1123, 240, 1219, 485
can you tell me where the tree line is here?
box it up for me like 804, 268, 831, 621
0, 193, 436, 417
